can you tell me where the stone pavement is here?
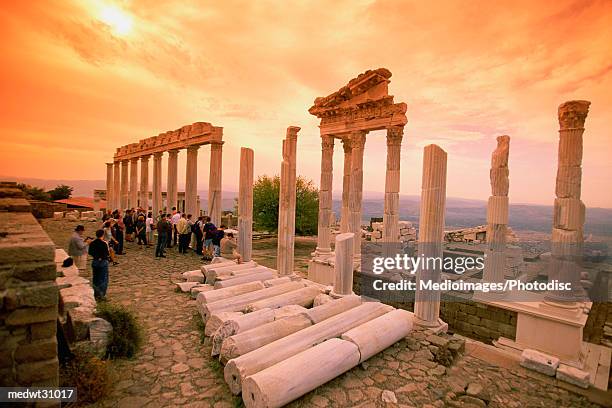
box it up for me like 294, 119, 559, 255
42, 219, 603, 407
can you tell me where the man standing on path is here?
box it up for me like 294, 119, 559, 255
88, 229, 110, 300
170, 208, 181, 248
176, 213, 190, 254
156, 214, 170, 258
68, 225, 91, 271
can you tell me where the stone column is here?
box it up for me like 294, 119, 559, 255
277, 126, 300, 275
209, 142, 223, 224
547, 100, 590, 303
152, 152, 163, 216
340, 137, 352, 233
167, 149, 179, 212
382, 126, 403, 243
332, 232, 355, 296
348, 130, 367, 258
105, 163, 113, 211
483, 136, 510, 285
129, 158, 139, 209
185, 146, 199, 217
414, 144, 447, 327
120, 160, 129, 210
113, 161, 120, 211
315, 135, 335, 254
238, 147, 254, 262
140, 155, 150, 210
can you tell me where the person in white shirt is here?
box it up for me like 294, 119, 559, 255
170, 209, 181, 248
146, 212, 154, 247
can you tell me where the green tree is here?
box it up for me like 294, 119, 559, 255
252, 175, 319, 235
47, 184, 73, 200
16, 183, 51, 201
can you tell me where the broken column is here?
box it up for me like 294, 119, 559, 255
113, 161, 120, 211
483, 135, 510, 285
209, 141, 224, 224
277, 126, 299, 275
348, 130, 367, 259
152, 152, 163, 216
238, 147, 254, 262
120, 160, 129, 210
332, 232, 355, 296
139, 155, 150, 210
414, 144, 447, 327
129, 157, 138, 209
547, 100, 590, 303
167, 149, 179, 212
340, 137, 352, 233
382, 126, 403, 244
105, 162, 113, 211
315, 135, 334, 255
185, 146, 199, 217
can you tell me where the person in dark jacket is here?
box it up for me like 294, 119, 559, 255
212, 225, 226, 258
156, 215, 170, 258
88, 229, 110, 300
135, 215, 147, 247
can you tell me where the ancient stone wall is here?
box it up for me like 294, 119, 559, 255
0, 182, 59, 387
353, 271, 517, 344
29, 200, 68, 219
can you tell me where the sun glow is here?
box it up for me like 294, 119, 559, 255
99, 5, 133, 36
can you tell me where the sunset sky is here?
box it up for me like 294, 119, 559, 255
0, 0, 610, 207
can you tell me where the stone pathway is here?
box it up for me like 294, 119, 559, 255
42, 220, 604, 407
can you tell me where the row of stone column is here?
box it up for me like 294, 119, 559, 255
315, 126, 404, 259
105, 142, 223, 225
277, 127, 300, 275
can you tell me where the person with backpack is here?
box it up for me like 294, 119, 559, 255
193, 216, 204, 255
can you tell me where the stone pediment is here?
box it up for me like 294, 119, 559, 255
114, 121, 223, 161
309, 68, 407, 135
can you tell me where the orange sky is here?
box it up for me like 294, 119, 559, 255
0, 0, 610, 207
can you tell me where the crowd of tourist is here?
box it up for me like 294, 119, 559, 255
67, 206, 242, 301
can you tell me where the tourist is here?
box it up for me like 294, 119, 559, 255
194, 216, 204, 255
170, 209, 181, 247
113, 214, 125, 255
103, 220, 119, 265
176, 213, 190, 254
68, 225, 92, 271
212, 225, 226, 258
123, 209, 134, 242
203, 216, 216, 259
88, 229, 110, 300
155, 214, 169, 258
187, 214, 195, 250
220, 231, 241, 263
135, 215, 147, 247
146, 211, 154, 247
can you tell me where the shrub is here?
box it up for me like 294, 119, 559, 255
96, 302, 143, 359
61, 349, 113, 404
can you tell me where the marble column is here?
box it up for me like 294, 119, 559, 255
483, 136, 510, 285
105, 163, 113, 211
340, 137, 352, 233
167, 149, 179, 212
113, 161, 120, 211
414, 144, 447, 327
140, 155, 150, 210
348, 130, 367, 258
382, 126, 403, 243
277, 126, 300, 275
315, 135, 335, 254
185, 146, 199, 217
547, 100, 590, 303
332, 232, 355, 296
129, 158, 139, 209
209, 142, 223, 224
238, 147, 254, 262
120, 160, 129, 210
152, 152, 163, 216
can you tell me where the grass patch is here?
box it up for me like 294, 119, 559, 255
192, 312, 206, 344
61, 348, 114, 404
96, 302, 144, 359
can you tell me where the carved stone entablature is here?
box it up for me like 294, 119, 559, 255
309, 68, 407, 136
114, 121, 223, 161
558, 100, 590, 130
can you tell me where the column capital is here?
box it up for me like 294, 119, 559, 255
321, 134, 334, 150
341, 137, 352, 153
168, 149, 179, 156
350, 130, 366, 149
153, 151, 164, 159
106, 162, 114, 167
140, 154, 151, 161
558, 100, 590, 130
387, 126, 404, 146
286, 126, 300, 141
130, 157, 139, 163
187, 144, 201, 152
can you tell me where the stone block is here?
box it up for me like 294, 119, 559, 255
16, 358, 59, 384
30, 321, 56, 341
14, 338, 58, 364
176, 281, 199, 292
0, 198, 31, 212
553, 198, 585, 230
89, 318, 113, 357
6, 306, 57, 326
182, 270, 205, 283
555, 165, 581, 199
52, 212, 63, 220
66, 306, 96, 342
11, 282, 58, 308
520, 349, 559, 376
486, 196, 508, 225
556, 364, 590, 389
426, 334, 449, 348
